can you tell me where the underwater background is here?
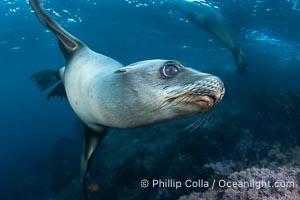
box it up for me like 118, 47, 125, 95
1, 0, 300, 199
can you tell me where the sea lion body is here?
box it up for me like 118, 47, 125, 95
63, 47, 123, 131
65, 47, 223, 130
29, 0, 225, 199
162, 0, 248, 72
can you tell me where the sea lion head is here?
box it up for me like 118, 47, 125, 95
110, 59, 225, 127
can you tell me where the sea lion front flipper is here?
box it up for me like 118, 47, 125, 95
31, 70, 60, 92
31, 68, 67, 100
47, 82, 67, 100
29, 0, 84, 59
81, 125, 109, 199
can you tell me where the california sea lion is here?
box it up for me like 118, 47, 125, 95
28, 0, 225, 199
161, 0, 249, 73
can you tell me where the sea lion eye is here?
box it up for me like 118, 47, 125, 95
161, 62, 181, 78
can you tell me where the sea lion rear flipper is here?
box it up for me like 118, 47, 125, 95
29, 0, 84, 59
234, 50, 249, 74
81, 125, 109, 199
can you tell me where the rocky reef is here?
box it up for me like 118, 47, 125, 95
178, 167, 300, 200
15, 75, 300, 200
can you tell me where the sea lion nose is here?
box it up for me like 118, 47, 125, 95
213, 89, 225, 103
205, 76, 225, 103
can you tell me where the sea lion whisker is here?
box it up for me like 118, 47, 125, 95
152, 100, 170, 111
183, 107, 218, 134
190, 115, 210, 132
183, 116, 207, 133
151, 95, 178, 111
154, 94, 190, 111
173, 95, 187, 106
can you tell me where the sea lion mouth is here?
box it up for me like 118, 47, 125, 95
190, 94, 218, 109
196, 95, 216, 106
167, 93, 219, 109
161, 76, 225, 112
172, 86, 225, 109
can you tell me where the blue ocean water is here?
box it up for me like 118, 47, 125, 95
1, 0, 300, 199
